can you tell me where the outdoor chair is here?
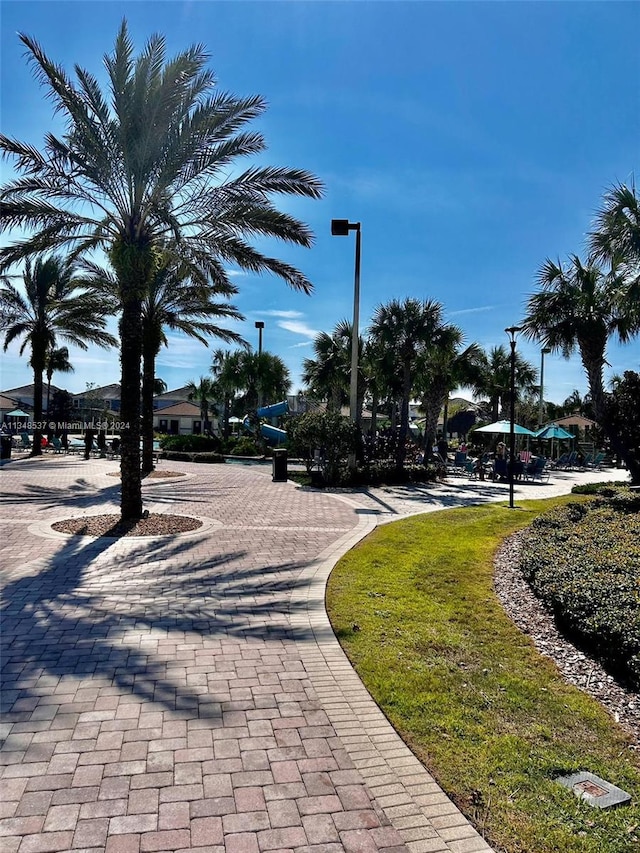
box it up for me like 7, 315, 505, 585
50, 436, 64, 454
586, 451, 605, 469
18, 432, 31, 450
452, 451, 468, 474
525, 456, 550, 482
551, 452, 570, 469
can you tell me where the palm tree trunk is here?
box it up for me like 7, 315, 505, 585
30, 350, 45, 457
396, 365, 411, 471
119, 296, 143, 518
46, 369, 53, 416
141, 340, 156, 476
370, 388, 378, 437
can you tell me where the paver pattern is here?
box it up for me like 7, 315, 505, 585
1, 455, 629, 853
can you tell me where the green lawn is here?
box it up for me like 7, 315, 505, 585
326, 496, 640, 853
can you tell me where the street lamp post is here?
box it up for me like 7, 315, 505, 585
255, 321, 264, 356
255, 321, 265, 409
331, 219, 361, 427
538, 347, 551, 428
505, 326, 522, 510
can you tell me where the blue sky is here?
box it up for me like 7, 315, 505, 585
1, 0, 638, 405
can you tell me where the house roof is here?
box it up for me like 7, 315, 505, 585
548, 414, 597, 429
154, 401, 202, 417
0, 393, 24, 411
154, 386, 192, 402
71, 383, 121, 400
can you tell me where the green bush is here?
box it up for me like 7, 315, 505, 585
227, 436, 261, 456
520, 489, 640, 688
159, 434, 221, 452
158, 450, 225, 463
287, 411, 357, 485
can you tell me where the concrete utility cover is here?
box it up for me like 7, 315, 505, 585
557, 771, 632, 809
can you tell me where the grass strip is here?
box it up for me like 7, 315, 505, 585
326, 496, 640, 853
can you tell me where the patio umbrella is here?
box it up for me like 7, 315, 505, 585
6, 409, 30, 418
535, 424, 574, 460
534, 424, 574, 440
474, 420, 535, 436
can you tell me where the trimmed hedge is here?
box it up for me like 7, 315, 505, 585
159, 434, 221, 452
519, 486, 640, 689
159, 450, 225, 463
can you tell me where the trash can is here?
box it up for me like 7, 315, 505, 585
272, 448, 288, 482
0, 435, 12, 460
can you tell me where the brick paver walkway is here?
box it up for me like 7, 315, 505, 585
1, 455, 628, 853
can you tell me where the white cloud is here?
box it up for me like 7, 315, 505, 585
448, 305, 495, 317
289, 341, 313, 349
278, 320, 320, 339
260, 310, 304, 319
224, 269, 249, 278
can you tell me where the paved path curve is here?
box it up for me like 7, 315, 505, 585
0, 456, 628, 853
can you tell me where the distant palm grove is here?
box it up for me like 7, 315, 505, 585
1, 23, 639, 516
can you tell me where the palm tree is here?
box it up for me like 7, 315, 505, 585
521, 255, 635, 426
416, 328, 484, 457
590, 181, 640, 266
44, 345, 74, 415
0, 255, 115, 455
472, 345, 537, 422
302, 322, 353, 413
0, 23, 323, 518
210, 349, 244, 439
186, 377, 218, 435
140, 258, 244, 472
562, 389, 585, 415
369, 298, 442, 470
236, 351, 291, 412
589, 181, 640, 330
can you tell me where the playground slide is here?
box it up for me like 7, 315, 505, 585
243, 400, 289, 445
257, 401, 289, 418
260, 423, 287, 444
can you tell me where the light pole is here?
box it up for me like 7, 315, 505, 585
331, 219, 361, 427
255, 321, 264, 356
255, 321, 265, 409
505, 326, 522, 510
538, 347, 551, 428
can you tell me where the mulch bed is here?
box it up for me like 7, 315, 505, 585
52, 513, 202, 538
105, 470, 186, 479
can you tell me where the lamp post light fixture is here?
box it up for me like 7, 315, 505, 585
255, 321, 265, 409
331, 219, 361, 427
255, 321, 265, 356
505, 326, 522, 510
538, 347, 551, 428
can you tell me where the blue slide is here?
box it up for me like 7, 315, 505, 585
243, 401, 289, 444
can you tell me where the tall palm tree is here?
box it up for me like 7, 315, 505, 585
186, 377, 218, 435
369, 298, 442, 470
140, 258, 244, 472
521, 255, 635, 426
236, 351, 291, 412
210, 348, 244, 439
43, 345, 74, 415
0, 23, 322, 518
589, 181, 640, 330
302, 322, 353, 413
590, 181, 640, 266
472, 345, 537, 422
0, 255, 115, 455
416, 328, 484, 457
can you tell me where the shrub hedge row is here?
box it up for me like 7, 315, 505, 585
519, 486, 640, 689
159, 434, 221, 452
